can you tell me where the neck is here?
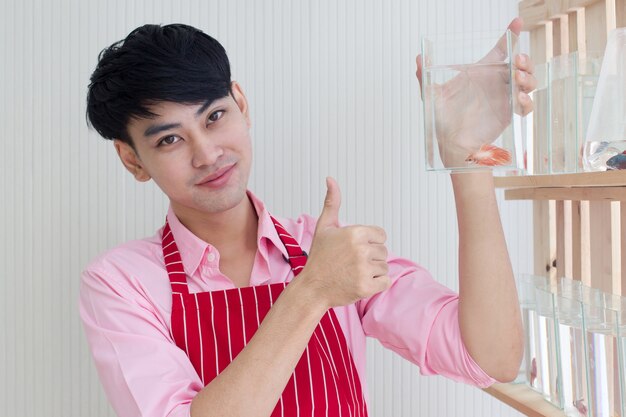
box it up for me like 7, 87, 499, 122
171, 195, 259, 258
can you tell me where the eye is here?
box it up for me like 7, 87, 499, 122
157, 135, 182, 147
207, 110, 225, 124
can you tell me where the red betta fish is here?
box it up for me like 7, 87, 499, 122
465, 144, 512, 166
573, 398, 588, 416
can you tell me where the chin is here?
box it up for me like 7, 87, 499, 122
193, 186, 248, 213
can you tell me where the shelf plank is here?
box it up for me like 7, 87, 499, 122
495, 171, 626, 188
504, 186, 626, 201
483, 383, 567, 417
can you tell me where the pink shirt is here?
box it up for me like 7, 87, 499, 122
79, 191, 495, 417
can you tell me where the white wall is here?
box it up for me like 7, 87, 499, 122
0, 0, 533, 415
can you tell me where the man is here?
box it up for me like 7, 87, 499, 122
81, 20, 535, 417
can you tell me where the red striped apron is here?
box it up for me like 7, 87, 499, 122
163, 215, 368, 416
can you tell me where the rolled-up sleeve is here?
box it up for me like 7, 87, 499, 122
79, 267, 203, 417
356, 256, 496, 388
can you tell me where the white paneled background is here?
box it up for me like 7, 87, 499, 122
0, 0, 534, 416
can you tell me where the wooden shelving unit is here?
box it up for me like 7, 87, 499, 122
487, 174, 626, 415
484, 1, 626, 415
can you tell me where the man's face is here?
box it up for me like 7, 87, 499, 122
117, 81, 253, 218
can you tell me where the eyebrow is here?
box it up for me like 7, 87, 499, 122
142, 99, 216, 138
194, 99, 213, 117
143, 122, 182, 137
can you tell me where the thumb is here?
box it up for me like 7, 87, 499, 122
507, 17, 523, 37
316, 177, 341, 230
415, 54, 424, 93
481, 17, 523, 64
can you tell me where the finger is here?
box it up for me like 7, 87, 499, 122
516, 70, 537, 93
416, 54, 424, 91
370, 259, 389, 277
367, 226, 387, 245
316, 176, 342, 231
371, 275, 392, 293
346, 225, 386, 245
508, 17, 524, 36
515, 53, 534, 74
481, 17, 524, 64
368, 243, 388, 262
518, 92, 533, 116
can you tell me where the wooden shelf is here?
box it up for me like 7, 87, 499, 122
483, 384, 567, 417
494, 171, 626, 189
504, 186, 626, 201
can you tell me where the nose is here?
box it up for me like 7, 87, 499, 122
190, 132, 224, 169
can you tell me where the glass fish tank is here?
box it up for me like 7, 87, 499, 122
527, 62, 550, 175
604, 293, 626, 417
583, 302, 622, 417
516, 274, 541, 385
421, 30, 525, 173
549, 54, 577, 174
547, 51, 603, 174
555, 293, 588, 416
529, 284, 561, 407
583, 28, 626, 172
517, 277, 626, 417
621, 318, 626, 417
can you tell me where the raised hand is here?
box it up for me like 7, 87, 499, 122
300, 177, 391, 308
417, 17, 536, 167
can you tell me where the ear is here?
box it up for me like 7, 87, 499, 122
230, 81, 251, 128
114, 140, 151, 182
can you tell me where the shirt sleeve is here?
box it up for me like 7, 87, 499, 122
356, 254, 496, 388
79, 267, 202, 417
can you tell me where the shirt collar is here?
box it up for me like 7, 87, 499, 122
165, 190, 289, 277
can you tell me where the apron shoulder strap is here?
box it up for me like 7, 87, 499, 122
162, 220, 190, 295
270, 215, 308, 277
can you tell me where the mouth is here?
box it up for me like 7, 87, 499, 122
196, 163, 236, 186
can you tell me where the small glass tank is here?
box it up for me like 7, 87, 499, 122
583, 28, 626, 172
420, 30, 525, 173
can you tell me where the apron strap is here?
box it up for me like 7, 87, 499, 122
162, 221, 190, 295
270, 215, 308, 277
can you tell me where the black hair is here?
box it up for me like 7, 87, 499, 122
86, 23, 232, 147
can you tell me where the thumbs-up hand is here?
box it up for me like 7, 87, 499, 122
300, 177, 391, 309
